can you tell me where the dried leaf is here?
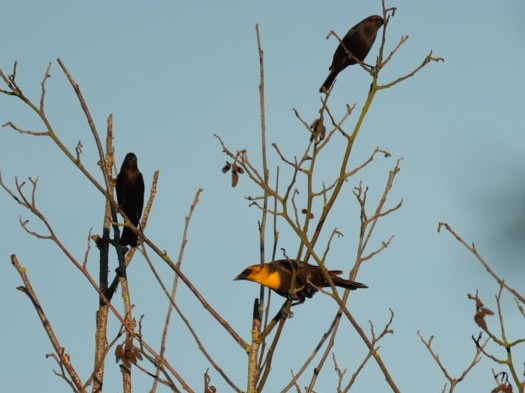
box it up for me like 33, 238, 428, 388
491, 383, 513, 393
309, 118, 326, 141
115, 343, 124, 362
115, 336, 142, 367
474, 306, 494, 331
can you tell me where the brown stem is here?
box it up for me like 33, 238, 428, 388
11, 255, 85, 392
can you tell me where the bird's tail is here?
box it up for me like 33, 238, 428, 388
331, 275, 368, 290
120, 227, 138, 247
320, 70, 337, 93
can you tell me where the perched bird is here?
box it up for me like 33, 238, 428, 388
116, 152, 145, 247
320, 15, 384, 93
235, 259, 367, 303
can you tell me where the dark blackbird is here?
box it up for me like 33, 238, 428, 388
320, 15, 384, 93
116, 152, 145, 247
235, 259, 367, 303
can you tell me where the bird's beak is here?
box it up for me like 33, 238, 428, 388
234, 271, 248, 281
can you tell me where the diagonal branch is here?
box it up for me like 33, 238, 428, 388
11, 255, 85, 392
438, 222, 525, 304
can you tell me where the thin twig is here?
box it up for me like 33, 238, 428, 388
418, 331, 487, 392
142, 246, 241, 393
437, 223, 525, 304
151, 188, 203, 393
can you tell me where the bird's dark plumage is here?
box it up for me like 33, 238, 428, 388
320, 15, 384, 93
235, 259, 367, 303
116, 153, 145, 247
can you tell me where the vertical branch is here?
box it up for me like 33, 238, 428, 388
101, 114, 115, 295
254, 23, 271, 390
92, 115, 116, 393
151, 188, 203, 393
93, 300, 109, 393
258, 167, 281, 367
255, 22, 269, 304
119, 271, 133, 393
248, 300, 262, 393
256, 22, 269, 244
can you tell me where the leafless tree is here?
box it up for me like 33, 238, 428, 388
0, 2, 456, 392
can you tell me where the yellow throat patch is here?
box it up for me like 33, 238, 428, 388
250, 267, 282, 291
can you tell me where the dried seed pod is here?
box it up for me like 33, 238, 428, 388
222, 162, 231, 173
301, 208, 314, 219
234, 164, 244, 174
231, 170, 239, 187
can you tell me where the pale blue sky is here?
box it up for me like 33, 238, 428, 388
1, 1, 524, 392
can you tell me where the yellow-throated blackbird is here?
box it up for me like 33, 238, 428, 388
235, 259, 367, 303
320, 15, 384, 93
116, 152, 145, 247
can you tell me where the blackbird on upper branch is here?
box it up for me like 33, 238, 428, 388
116, 152, 145, 247
320, 15, 384, 93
